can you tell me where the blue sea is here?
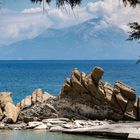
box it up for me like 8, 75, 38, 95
0, 60, 139, 140
0, 60, 139, 103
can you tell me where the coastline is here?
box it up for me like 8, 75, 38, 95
0, 66, 140, 139
0, 119, 140, 139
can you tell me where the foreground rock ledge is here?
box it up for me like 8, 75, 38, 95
0, 119, 140, 139
0, 66, 140, 139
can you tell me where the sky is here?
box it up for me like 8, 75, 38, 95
0, 0, 140, 59
0, 0, 95, 11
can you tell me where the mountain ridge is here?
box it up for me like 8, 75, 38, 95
0, 17, 139, 60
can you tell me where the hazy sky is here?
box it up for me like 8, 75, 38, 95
1, 0, 96, 10
0, 0, 140, 60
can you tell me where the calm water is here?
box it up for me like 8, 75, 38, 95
0, 60, 139, 140
0, 60, 139, 103
0, 130, 119, 140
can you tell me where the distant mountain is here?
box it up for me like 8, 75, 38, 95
0, 18, 139, 60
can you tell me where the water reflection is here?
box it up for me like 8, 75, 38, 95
0, 130, 118, 140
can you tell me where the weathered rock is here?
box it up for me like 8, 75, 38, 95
104, 85, 118, 107
63, 123, 75, 129
81, 72, 89, 87
0, 107, 3, 120
5, 122, 27, 130
34, 124, 47, 130
42, 119, 67, 126
49, 126, 64, 132
114, 90, 128, 112
104, 84, 113, 95
85, 79, 97, 96
65, 78, 72, 86
20, 96, 32, 110
137, 96, 140, 119
4, 102, 20, 123
43, 92, 53, 102
0, 122, 5, 129
124, 101, 137, 120
0, 92, 13, 109
23, 117, 37, 123
91, 67, 104, 86
32, 88, 43, 104
74, 120, 83, 128
71, 68, 81, 82
71, 77, 87, 94
11, 66, 139, 122
115, 81, 136, 101
18, 102, 58, 122
42, 118, 70, 123
96, 86, 106, 101
61, 83, 73, 97
28, 121, 43, 128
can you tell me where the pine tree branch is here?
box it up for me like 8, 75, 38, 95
123, 0, 140, 7
127, 22, 140, 41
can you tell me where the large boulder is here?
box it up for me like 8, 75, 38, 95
113, 88, 128, 112
91, 67, 104, 86
20, 96, 32, 110
114, 81, 136, 101
4, 102, 20, 123
0, 92, 13, 109
58, 67, 136, 120
71, 69, 87, 94
104, 84, 121, 110
71, 68, 81, 82
32, 88, 43, 104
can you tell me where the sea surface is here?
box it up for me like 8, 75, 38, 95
0, 60, 139, 140
0, 130, 119, 140
0, 60, 140, 103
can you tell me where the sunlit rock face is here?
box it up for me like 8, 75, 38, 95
57, 67, 138, 121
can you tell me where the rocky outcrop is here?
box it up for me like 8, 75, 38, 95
57, 67, 138, 121
0, 92, 19, 123
17, 89, 53, 111
0, 89, 53, 123
0, 92, 13, 109
4, 102, 20, 123
18, 90, 56, 123
0, 66, 140, 124
18, 102, 58, 123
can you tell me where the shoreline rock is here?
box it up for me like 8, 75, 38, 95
0, 118, 140, 139
0, 66, 140, 139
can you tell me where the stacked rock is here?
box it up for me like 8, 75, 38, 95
0, 92, 20, 123
0, 66, 140, 124
59, 67, 139, 120
18, 89, 53, 110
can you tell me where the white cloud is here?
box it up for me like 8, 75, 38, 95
0, 13, 52, 45
22, 7, 43, 14
86, 0, 140, 31
0, 0, 140, 45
